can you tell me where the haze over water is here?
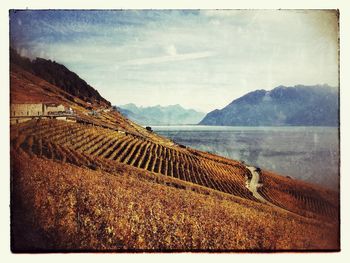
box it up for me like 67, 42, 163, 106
154, 125, 339, 191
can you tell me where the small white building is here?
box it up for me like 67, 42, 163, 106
44, 103, 65, 115
66, 107, 74, 115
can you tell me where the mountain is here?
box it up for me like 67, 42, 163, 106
199, 85, 339, 126
10, 48, 110, 107
117, 103, 206, 125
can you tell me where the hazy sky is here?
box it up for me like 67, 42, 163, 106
10, 10, 338, 112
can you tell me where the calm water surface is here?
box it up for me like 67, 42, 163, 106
153, 125, 339, 191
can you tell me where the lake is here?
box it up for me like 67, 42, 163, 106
153, 125, 339, 191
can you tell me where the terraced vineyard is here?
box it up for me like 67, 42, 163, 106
11, 119, 258, 203
257, 171, 339, 219
10, 119, 338, 220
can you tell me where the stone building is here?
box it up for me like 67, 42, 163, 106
10, 103, 66, 117
10, 103, 43, 117
10, 103, 69, 124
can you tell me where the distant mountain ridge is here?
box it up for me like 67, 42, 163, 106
117, 103, 206, 125
199, 85, 339, 126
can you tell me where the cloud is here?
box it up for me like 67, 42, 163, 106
9, 10, 339, 111
165, 45, 177, 56
122, 51, 215, 66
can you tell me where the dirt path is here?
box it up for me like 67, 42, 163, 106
245, 166, 272, 205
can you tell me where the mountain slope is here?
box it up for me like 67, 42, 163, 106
10, 48, 110, 107
118, 103, 206, 125
11, 147, 339, 251
10, 60, 173, 146
11, 119, 339, 251
199, 85, 339, 126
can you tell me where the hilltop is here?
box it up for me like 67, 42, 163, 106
199, 85, 339, 126
117, 103, 205, 125
10, 54, 339, 251
10, 48, 110, 107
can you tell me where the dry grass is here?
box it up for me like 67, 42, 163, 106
11, 150, 339, 252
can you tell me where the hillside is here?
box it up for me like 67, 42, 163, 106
10, 57, 339, 251
199, 85, 339, 126
10, 62, 171, 146
117, 103, 206, 125
11, 120, 339, 251
10, 48, 110, 107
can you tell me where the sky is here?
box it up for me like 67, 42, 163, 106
10, 10, 339, 112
